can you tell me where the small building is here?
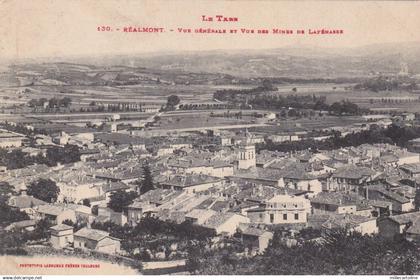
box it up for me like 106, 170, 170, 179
5, 220, 37, 232
35, 205, 77, 225
202, 212, 250, 235
237, 225, 273, 254
378, 212, 420, 239
185, 209, 217, 225
8, 195, 47, 219
50, 224, 74, 249
310, 192, 369, 216
74, 227, 121, 254
321, 214, 378, 235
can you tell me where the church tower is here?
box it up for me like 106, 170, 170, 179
238, 137, 256, 170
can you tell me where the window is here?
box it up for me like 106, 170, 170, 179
270, 214, 274, 223
283, 213, 287, 220
294, 213, 299, 220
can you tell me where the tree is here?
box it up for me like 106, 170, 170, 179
60, 97, 72, 108
166, 95, 180, 110
27, 179, 60, 203
138, 162, 154, 195
108, 190, 138, 213
0, 182, 29, 227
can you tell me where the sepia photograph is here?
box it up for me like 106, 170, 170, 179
1, 0, 420, 277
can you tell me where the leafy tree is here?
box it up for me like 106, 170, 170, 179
27, 179, 60, 203
108, 190, 138, 213
60, 97, 72, 108
45, 144, 81, 166
166, 95, 180, 110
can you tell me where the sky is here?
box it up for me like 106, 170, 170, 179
1, 0, 420, 60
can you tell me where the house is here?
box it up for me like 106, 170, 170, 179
50, 224, 74, 248
247, 195, 311, 225
127, 201, 157, 226
5, 220, 37, 232
400, 163, 420, 179
8, 195, 47, 218
96, 203, 128, 226
364, 185, 414, 213
0, 130, 26, 148
327, 165, 379, 192
185, 209, 217, 225
35, 204, 77, 225
58, 204, 94, 224
310, 192, 372, 217
74, 227, 121, 254
237, 225, 273, 254
202, 212, 250, 235
321, 214, 378, 235
56, 173, 104, 203
378, 212, 420, 239
405, 217, 420, 243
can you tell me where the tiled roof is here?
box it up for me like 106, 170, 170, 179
400, 163, 420, 174
389, 212, 420, 225
310, 192, 360, 206
50, 224, 73, 231
322, 214, 375, 229
239, 226, 273, 237
7, 220, 37, 229
74, 227, 109, 241
368, 185, 410, 204
333, 165, 376, 179
161, 174, 222, 188
36, 204, 72, 216
204, 212, 236, 229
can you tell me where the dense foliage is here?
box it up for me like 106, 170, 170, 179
28, 97, 72, 108
107, 190, 138, 213
0, 144, 81, 170
214, 85, 364, 115
27, 179, 60, 203
257, 125, 420, 153
187, 229, 420, 275
355, 76, 418, 92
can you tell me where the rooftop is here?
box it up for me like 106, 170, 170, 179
74, 227, 110, 241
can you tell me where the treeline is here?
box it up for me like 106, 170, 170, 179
257, 125, 420, 153
214, 86, 365, 115
355, 76, 418, 92
179, 103, 234, 110
0, 144, 81, 169
187, 229, 420, 275
28, 97, 72, 108
249, 94, 328, 110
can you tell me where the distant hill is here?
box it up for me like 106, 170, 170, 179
6, 42, 420, 82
